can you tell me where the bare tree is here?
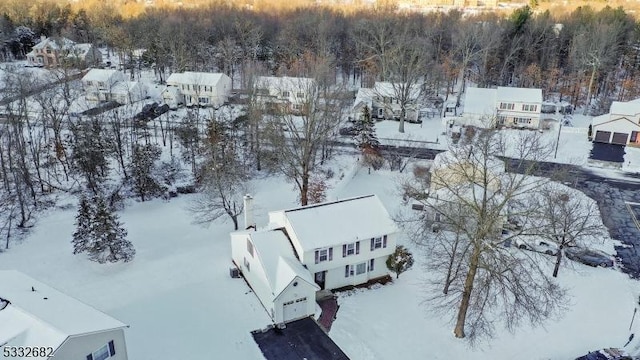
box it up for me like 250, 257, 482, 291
263, 76, 345, 206
401, 128, 566, 342
532, 183, 607, 277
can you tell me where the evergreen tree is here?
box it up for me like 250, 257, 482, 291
354, 106, 380, 151
130, 143, 163, 201
386, 245, 414, 279
85, 196, 135, 263
71, 196, 93, 255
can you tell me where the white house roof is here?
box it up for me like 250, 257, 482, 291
277, 195, 398, 251
166, 72, 227, 86
32, 37, 75, 51
373, 82, 421, 99
609, 98, 640, 117
433, 148, 506, 176
82, 68, 120, 82
69, 43, 93, 58
463, 87, 497, 116
249, 230, 317, 297
255, 76, 316, 91
496, 87, 542, 103
0, 270, 127, 347
112, 81, 142, 95
352, 87, 374, 111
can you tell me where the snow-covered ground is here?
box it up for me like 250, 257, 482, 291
2, 154, 640, 359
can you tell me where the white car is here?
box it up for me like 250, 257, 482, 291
513, 238, 558, 256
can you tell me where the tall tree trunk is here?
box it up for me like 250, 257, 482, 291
552, 246, 563, 278
454, 245, 481, 338
583, 64, 597, 115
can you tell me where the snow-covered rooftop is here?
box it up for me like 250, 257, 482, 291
353, 87, 374, 111
31, 37, 75, 51
0, 270, 127, 347
255, 76, 316, 91
166, 71, 227, 86
496, 86, 542, 103
82, 68, 121, 83
69, 43, 94, 58
249, 229, 318, 297
373, 82, 420, 99
463, 87, 497, 115
276, 195, 398, 251
609, 98, 640, 117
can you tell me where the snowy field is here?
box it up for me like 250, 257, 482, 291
2, 153, 640, 359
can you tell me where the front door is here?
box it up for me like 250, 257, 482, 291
314, 271, 326, 290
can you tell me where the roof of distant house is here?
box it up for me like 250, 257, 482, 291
82, 68, 121, 83
255, 76, 316, 90
68, 43, 95, 58
352, 87, 374, 111
496, 86, 542, 103
249, 229, 318, 298
31, 36, 76, 51
273, 195, 398, 251
463, 87, 497, 116
373, 82, 421, 99
166, 72, 229, 86
609, 98, 640, 117
0, 270, 127, 348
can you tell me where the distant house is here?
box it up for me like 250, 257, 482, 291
352, 82, 420, 123
591, 98, 640, 146
254, 76, 316, 115
81, 69, 146, 105
26, 36, 101, 68
462, 86, 542, 129
231, 194, 398, 324
0, 270, 129, 360
163, 72, 232, 108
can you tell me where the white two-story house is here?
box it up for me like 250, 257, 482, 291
163, 72, 232, 108
352, 82, 421, 123
463, 86, 542, 129
230, 194, 398, 324
81, 69, 146, 105
254, 76, 316, 115
0, 270, 129, 360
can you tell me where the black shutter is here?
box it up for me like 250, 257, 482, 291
315, 250, 319, 264
370, 238, 374, 251
383, 235, 388, 248
87, 355, 93, 360
356, 241, 360, 255
344, 265, 349, 277
108, 340, 116, 356
328, 248, 333, 261
370, 259, 375, 271
342, 244, 347, 257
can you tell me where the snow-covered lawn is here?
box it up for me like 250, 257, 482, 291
2, 154, 640, 359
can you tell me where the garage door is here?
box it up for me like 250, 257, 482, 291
594, 131, 611, 143
612, 132, 629, 145
283, 297, 308, 322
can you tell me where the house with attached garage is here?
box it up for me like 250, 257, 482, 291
0, 270, 128, 360
591, 98, 640, 146
163, 72, 232, 108
81, 69, 146, 105
462, 86, 542, 129
231, 194, 398, 324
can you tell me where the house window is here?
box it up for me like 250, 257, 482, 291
498, 116, 506, 125
370, 236, 387, 250
499, 102, 514, 110
293, 104, 302, 111
523, 104, 537, 112
631, 131, 639, 143
435, 212, 442, 222
244, 257, 250, 271
296, 92, 304, 98
369, 259, 375, 272
247, 239, 254, 257
515, 117, 532, 124
281, 91, 290, 97
87, 341, 115, 360
342, 242, 360, 257
314, 247, 333, 264
199, 97, 209, 104
46, 48, 51, 54
344, 265, 354, 277
356, 262, 366, 275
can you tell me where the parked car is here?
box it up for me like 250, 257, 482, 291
575, 348, 635, 360
339, 126, 358, 136
513, 238, 558, 256
565, 247, 614, 268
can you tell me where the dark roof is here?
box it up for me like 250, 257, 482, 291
252, 317, 350, 360
589, 142, 626, 163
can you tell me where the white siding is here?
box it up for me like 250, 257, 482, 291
52, 329, 127, 360
230, 233, 274, 317
272, 277, 316, 323
593, 117, 640, 137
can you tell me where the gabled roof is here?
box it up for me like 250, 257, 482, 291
0, 270, 127, 348
496, 87, 542, 103
276, 195, 398, 251
609, 98, 640, 117
32, 37, 75, 51
68, 43, 94, 58
249, 229, 318, 297
82, 68, 121, 83
464, 87, 497, 116
373, 82, 420, 99
352, 87, 374, 111
166, 72, 228, 86
255, 76, 316, 91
